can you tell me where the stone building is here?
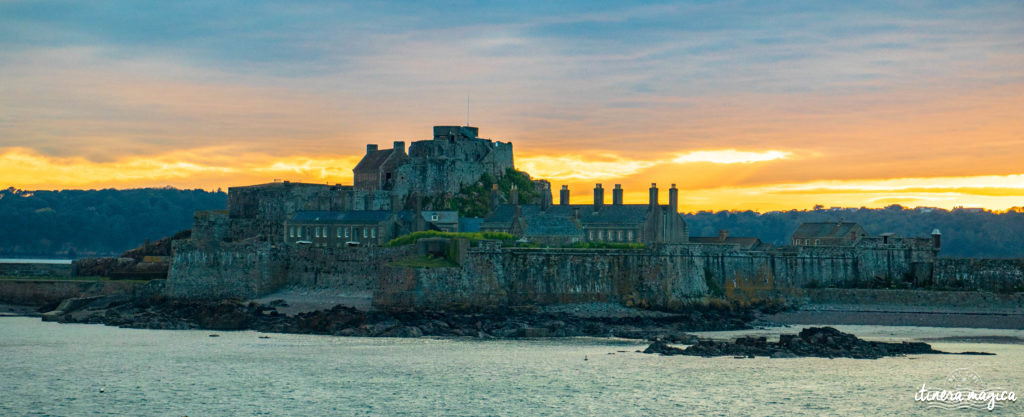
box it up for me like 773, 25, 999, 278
481, 183, 688, 245
284, 210, 409, 247
791, 222, 868, 246
690, 230, 771, 250
356, 125, 514, 197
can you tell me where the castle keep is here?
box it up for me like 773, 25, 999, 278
167, 125, 977, 310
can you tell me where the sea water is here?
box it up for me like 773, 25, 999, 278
1, 317, 1021, 416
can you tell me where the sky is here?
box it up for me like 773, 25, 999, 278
1, 1, 1022, 212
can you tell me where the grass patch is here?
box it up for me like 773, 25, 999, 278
390, 255, 459, 268
386, 230, 517, 247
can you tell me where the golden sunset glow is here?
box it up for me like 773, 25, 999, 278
1, 2, 1022, 212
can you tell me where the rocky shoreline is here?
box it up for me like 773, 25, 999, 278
642, 326, 994, 359
39, 294, 767, 341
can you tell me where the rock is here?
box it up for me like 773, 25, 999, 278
643, 340, 688, 355
642, 327, 968, 359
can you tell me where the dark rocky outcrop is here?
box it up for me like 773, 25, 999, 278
45, 295, 757, 339
643, 327, 992, 359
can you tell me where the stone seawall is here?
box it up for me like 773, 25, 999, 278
166, 241, 413, 300
373, 246, 708, 310
0, 279, 141, 306
0, 262, 72, 277
934, 258, 1024, 292
165, 239, 1024, 309
166, 240, 286, 299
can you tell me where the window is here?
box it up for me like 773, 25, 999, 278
617, 230, 623, 241
315, 227, 320, 238
345, 227, 350, 238
297, 227, 303, 237
431, 214, 439, 221
589, 231, 595, 240
627, 230, 634, 241
371, 228, 377, 238
598, 230, 604, 241
814, 239, 820, 245
363, 228, 368, 238
337, 227, 342, 238
289, 227, 295, 238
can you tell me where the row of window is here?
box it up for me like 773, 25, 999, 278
288, 225, 376, 240
588, 229, 635, 242
795, 239, 821, 245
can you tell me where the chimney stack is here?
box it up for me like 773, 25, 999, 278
559, 185, 570, 205
669, 184, 678, 213
612, 184, 623, 205
366, 144, 378, 154
649, 183, 659, 207
393, 141, 405, 154
593, 184, 604, 211
931, 229, 942, 250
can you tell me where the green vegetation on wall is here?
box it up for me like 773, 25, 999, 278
385, 230, 517, 247
428, 168, 541, 218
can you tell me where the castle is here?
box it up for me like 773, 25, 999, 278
166, 125, 981, 310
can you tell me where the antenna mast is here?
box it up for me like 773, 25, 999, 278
466, 94, 470, 126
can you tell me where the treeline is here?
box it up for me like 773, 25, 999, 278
684, 205, 1024, 258
2, 185, 1023, 259
0, 187, 226, 257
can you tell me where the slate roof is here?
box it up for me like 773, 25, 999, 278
353, 149, 395, 173
291, 210, 394, 224
520, 214, 582, 237
482, 204, 653, 230
422, 211, 459, 224
791, 222, 865, 240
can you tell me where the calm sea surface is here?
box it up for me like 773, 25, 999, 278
1, 317, 1021, 416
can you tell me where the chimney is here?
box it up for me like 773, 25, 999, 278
649, 183, 659, 207
540, 185, 551, 211
593, 183, 604, 211
559, 185, 570, 205
931, 228, 942, 250
718, 230, 728, 242
490, 184, 500, 210
393, 141, 405, 154
612, 184, 623, 205
366, 144, 378, 154
510, 184, 519, 206
669, 184, 678, 213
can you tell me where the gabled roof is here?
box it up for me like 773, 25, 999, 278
521, 214, 582, 237
422, 210, 459, 224
482, 204, 655, 229
353, 149, 395, 173
291, 210, 394, 224
791, 222, 865, 240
